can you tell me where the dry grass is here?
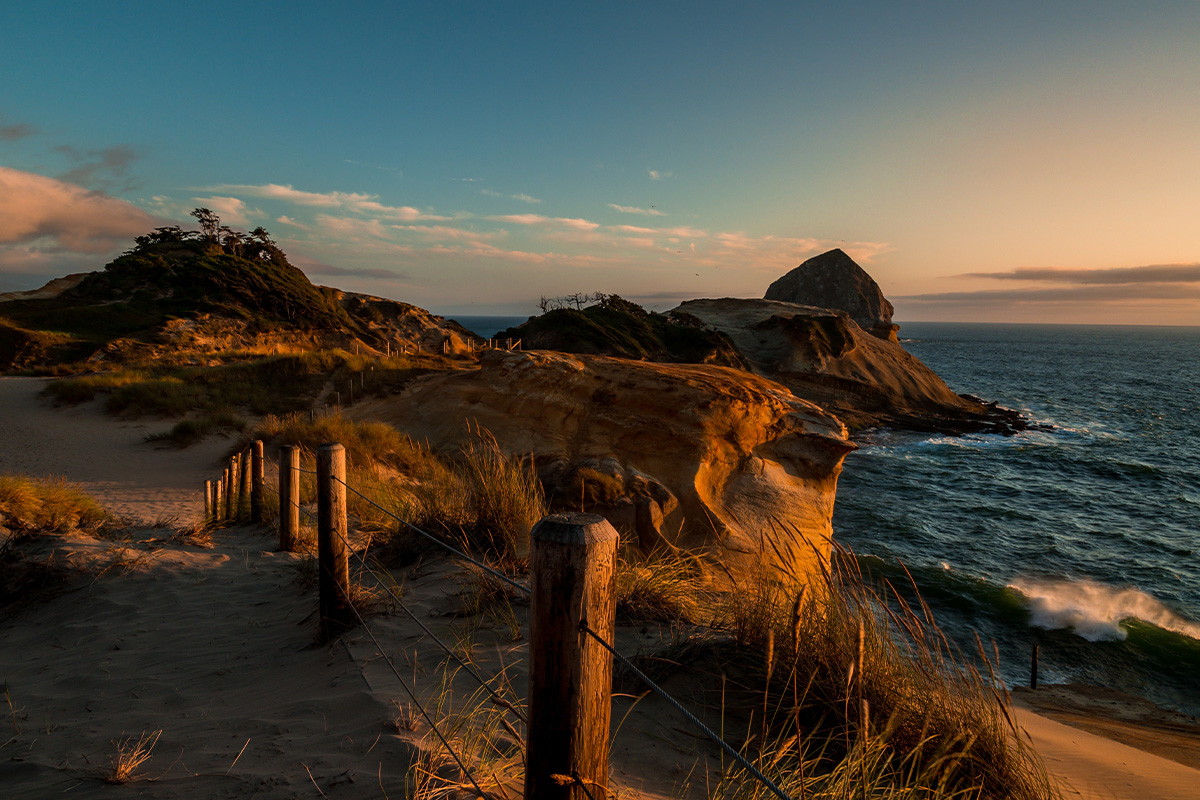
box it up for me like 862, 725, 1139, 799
0, 474, 111, 532
615, 545, 713, 623
103, 729, 162, 784
701, 535, 1060, 800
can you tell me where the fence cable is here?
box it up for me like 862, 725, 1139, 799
292, 500, 527, 723
313, 528, 490, 800
333, 475, 531, 596
581, 623, 795, 800
220, 456, 795, 800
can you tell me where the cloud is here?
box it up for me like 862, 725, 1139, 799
608, 203, 665, 216
0, 166, 159, 256
54, 144, 140, 191
202, 183, 449, 221
481, 189, 542, 204
648, 170, 672, 180
487, 214, 598, 230
0, 123, 36, 141
899, 285, 1200, 304
961, 263, 1200, 285
192, 196, 255, 226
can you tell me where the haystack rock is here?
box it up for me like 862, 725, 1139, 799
673, 298, 1025, 435
764, 248, 897, 340
354, 349, 855, 581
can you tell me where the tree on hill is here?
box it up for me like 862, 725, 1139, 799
129, 209, 287, 264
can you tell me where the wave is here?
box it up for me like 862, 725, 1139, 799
1009, 577, 1200, 642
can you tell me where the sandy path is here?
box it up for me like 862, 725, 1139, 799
1, 529, 422, 798
0, 377, 231, 524
1013, 707, 1200, 800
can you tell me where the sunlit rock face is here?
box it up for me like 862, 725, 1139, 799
764, 248, 897, 340
674, 298, 1025, 435
357, 349, 855, 582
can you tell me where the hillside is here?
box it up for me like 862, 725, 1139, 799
494, 294, 746, 367
0, 214, 473, 370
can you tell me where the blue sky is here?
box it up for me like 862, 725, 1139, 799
2, 1, 1199, 323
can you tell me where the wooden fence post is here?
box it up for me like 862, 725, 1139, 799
226, 458, 238, 519
204, 480, 212, 523
279, 445, 300, 551
240, 451, 252, 520
525, 513, 619, 800
214, 476, 225, 524
251, 440, 265, 523
316, 443, 352, 640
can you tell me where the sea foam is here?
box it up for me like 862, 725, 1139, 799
1009, 578, 1200, 642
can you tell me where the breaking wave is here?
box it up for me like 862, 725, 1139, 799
1009, 578, 1200, 642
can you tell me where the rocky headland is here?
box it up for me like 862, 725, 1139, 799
352, 349, 854, 580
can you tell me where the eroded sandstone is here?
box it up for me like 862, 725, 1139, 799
354, 349, 855, 581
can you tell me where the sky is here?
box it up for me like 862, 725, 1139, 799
1, 1, 1198, 325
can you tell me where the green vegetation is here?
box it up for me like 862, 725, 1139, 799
495, 294, 747, 367
41, 350, 457, 448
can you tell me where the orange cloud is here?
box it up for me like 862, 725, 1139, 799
0, 166, 158, 255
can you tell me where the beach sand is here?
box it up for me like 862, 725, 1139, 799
1, 376, 1198, 798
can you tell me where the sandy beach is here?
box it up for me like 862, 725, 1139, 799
2, 376, 1198, 798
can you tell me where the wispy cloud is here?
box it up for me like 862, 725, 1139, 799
608, 203, 665, 216
961, 263, 1200, 285
343, 158, 402, 176
487, 214, 599, 230
900, 285, 1200, 303
480, 188, 542, 204
0, 123, 36, 141
54, 144, 140, 192
648, 169, 672, 180
202, 183, 450, 221
192, 196, 256, 226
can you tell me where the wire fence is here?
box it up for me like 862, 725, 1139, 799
205, 440, 796, 800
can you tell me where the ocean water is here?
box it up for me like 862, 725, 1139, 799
449, 315, 529, 339
452, 314, 1200, 710
834, 323, 1200, 713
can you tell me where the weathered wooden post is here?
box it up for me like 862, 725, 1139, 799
316, 443, 352, 640
204, 480, 212, 523
1030, 643, 1039, 690
279, 445, 300, 551
214, 476, 225, 524
227, 457, 239, 519
251, 440, 265, 523
525, 513, 619, 800
239, 451, 252, 521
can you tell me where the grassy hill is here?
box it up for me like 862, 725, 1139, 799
495, 295, 748, 368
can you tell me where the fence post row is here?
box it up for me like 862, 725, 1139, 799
525, 513, 619, 800
279, 445, 300, 552
251, 440, 264, 524
316, 443, 352, 640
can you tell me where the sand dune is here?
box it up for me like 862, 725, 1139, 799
2, 376, 1198, 798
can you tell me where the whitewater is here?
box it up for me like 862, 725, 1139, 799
834, 322, 1200, 714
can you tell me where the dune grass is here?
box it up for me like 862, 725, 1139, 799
40, 349, 458, 423
0, 474, 111, 532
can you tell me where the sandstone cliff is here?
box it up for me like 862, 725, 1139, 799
674, 298, 1024, 434
353, 349, 855, 581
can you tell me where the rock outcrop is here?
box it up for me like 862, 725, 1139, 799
354, 349, 855, 581
673, 298, 1025, 434
764, 249, 897, 340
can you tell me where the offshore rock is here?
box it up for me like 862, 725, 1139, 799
674, 298, 1026, 435
764, 248, 896, 339
355, 349, 855, 581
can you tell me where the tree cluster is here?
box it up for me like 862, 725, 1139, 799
131, 208, 286, 263
538, 291, 611, 314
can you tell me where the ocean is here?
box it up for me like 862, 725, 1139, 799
835, 323, 1200, 713
454, 314, 1200, 713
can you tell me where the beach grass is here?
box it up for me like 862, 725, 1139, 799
0, 474, 111, 532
